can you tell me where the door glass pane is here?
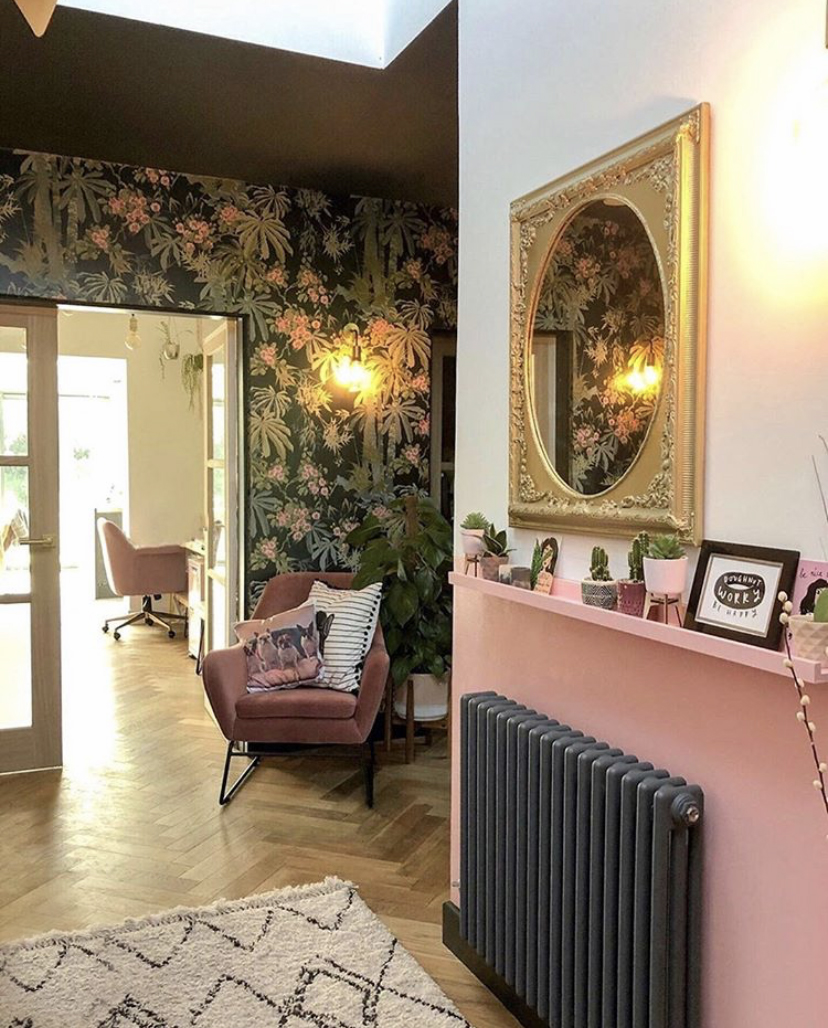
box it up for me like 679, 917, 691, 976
0, 326, 27, 456
0, 465, 30, 594
0, 602, 32, 728
211, 356, 225, 461
211, 577, 226, 650
211, 465, 225, 573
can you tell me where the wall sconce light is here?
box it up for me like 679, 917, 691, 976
124, 313, 142, 351
333, 322, 372, 393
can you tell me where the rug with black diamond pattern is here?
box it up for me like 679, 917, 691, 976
0, 877, 470, 1028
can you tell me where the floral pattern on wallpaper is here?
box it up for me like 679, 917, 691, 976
0, 151, 457, 594
534, 201, 664, 495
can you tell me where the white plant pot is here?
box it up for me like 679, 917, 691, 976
394, 673, 450, 721
789, 615, 828, 662
461, 529, 486, 556
643, 556, 688, 596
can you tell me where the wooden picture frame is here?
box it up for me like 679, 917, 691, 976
685, 540, 800, 650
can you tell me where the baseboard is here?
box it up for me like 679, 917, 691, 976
442, 901, 548, 1028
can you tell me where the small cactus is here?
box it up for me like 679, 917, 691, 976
461, 511, 489, 530
627, 532, 649, 582
589, 545, 612, 582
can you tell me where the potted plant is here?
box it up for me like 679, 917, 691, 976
581, 546, 617, 609
460, 511, 489, 557
617, 532, 648, 616
643, 533, 688, 596
480, 523, 513, 581
347, 494, 452, 719
789, 587, 828, 661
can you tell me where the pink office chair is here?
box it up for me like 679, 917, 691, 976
97, 518, 188, 641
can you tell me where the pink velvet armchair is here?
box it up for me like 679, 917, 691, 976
202, 572, 389, 807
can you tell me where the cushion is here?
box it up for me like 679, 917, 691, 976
236, 687, 357, 721
308, 579, 382, 693
235, 602, 324, 692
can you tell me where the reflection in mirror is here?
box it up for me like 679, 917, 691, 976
530, 199, 665, 495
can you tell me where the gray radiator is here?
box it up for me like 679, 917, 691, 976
460, 692, 703, 1028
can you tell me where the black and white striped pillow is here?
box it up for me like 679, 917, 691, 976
308, 580, 382, 693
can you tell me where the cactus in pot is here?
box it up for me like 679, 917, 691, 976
643, 533, 688, 596
618, 532, 649, 617
581, 545, 618, 609
460, 511, 489, 558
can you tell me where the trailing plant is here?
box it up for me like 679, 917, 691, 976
648, 534, 685, 560
347, 494, 452, 687
482, 524, 513, 558
461, 511, 489, 530
530, 540, 544, 590
181, 352, 204, 411
627, 531, 650, 581
588, 546, 612, 582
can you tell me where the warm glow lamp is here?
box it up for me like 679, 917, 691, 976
333, 322, 372, 393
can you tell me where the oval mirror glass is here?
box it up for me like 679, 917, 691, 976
530, 198, 665, 495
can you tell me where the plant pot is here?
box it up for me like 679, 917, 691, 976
461, 528, 486, 556
788, 615, 828, 662
393, 673, 449, 721
643, 556, 688, 596
581, 579, 618, 610
480, 554, 508, 581
617, 579, 646, 617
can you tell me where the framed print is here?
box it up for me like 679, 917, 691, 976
685, 540, 800, 649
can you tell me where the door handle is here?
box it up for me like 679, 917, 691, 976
19, 535, 56, 549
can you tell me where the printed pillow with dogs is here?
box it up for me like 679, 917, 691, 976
234, 602, 324, 693
308, 580, 382, 693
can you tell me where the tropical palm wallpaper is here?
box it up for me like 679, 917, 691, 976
0, 150, 457, 600
534, 201, 664, 495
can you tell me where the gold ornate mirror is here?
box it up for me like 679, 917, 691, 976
510, 105, 709, 543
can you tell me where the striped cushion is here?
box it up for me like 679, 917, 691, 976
308, 580, 382, 693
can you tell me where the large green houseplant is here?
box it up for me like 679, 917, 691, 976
347, 495, 453, 718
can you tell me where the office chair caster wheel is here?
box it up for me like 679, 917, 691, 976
102, 624, 109, 634
113, 631, 121, 641
168, 630, 176, 639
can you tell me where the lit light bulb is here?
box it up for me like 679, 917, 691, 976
124, 314, 141, 351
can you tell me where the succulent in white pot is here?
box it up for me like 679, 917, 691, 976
643, 534, 688, 596
581, 546, 617, 609
460, 511, 489, 556
789, 588, 828, 662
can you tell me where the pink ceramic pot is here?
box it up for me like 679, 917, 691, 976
617, 579, 646, 617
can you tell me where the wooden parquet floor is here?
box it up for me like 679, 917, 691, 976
0, 601, 517, 1028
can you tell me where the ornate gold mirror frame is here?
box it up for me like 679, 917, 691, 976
509, 105, 709, 543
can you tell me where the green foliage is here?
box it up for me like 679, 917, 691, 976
347, 495, 453, 687
627, 531, 649, 581
648, 534, 685, 560
589, 546, 612, 581
483, 525, 512, 557
461, 511, 489, 530
530, 541, 544, 590
814, 588, 828, 623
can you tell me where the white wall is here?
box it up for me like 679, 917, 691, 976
58, 310, 206, 549
457, 0, 828, 580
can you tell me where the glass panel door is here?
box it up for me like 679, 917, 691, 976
0, 306, 61, 773
202, 320, 239, 655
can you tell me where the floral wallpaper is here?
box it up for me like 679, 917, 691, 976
534, 200, 663, 495
0, 150, 457, 602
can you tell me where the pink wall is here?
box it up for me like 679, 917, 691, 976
450, 585, 828, 1028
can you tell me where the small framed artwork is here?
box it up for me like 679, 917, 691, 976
685, 540, 800, 649
790, 559, 828, 616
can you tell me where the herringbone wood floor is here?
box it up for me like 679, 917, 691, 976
0, 597, 517, 1028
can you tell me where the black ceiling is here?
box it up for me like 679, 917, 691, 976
0, 2, 458, 206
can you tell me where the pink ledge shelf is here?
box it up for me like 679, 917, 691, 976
450, 571, 828, 686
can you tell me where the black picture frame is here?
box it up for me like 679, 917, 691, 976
685, 540, 800, 650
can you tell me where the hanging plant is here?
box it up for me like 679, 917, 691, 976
181, 352, 204, 411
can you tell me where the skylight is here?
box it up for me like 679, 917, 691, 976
59, 0, 453, 67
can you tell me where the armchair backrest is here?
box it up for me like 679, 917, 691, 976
252, 571, 356, 619
97, 518, 135, 596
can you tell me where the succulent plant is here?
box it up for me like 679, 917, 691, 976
648, 534, 685, 560
627, 532, 649, 582
461, 511, 489, 530
589, 545, 612, 582
814, 588, 828, 623
483, 525, 513, 557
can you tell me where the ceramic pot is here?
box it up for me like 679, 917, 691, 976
788, 615, 828, 662
394, 673, 449, 721
461, 528, 486, 556
617, 579, 646, 617
643, 556, 688, 596
581, 579, 618, 610
480, 554, 508, 581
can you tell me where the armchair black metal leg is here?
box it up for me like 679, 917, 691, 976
219, 742, 260, 806
362, 737, 376, 809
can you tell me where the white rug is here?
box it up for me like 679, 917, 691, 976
0, 878, 470, 1028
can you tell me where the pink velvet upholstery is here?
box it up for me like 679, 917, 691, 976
202, 572, 389, 746
97, 518, 187, 596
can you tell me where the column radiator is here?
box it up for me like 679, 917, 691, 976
458, 691, 703, 1028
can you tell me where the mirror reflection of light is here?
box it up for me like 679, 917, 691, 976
621, 364, 661, 394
